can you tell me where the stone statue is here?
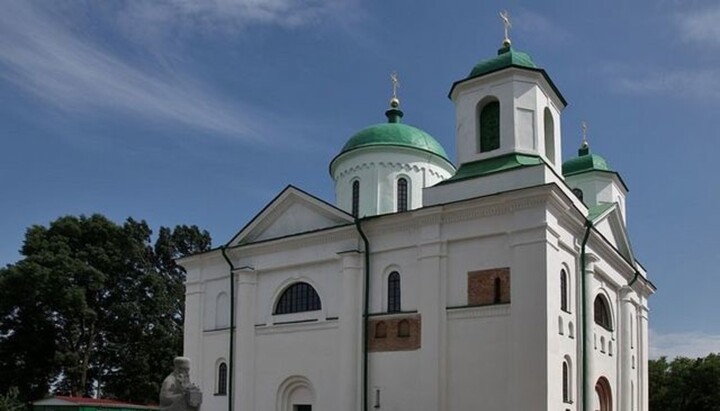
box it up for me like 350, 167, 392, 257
159, 357, 203, 411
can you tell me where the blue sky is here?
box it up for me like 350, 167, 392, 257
1, 0, 718, 358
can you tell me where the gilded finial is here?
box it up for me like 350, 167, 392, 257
579, 120, 590, 155
390, 71, 400, 108
500, 10, 512, 47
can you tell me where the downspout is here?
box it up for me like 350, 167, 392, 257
221, 246, 236, 411
580, 220, 592, 411
354, 219, 370, 411
628, 271, 640, 287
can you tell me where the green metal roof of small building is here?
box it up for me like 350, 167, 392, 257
562, 143, 613, 176
468, 45, 537, 79
336, 106, 450, 161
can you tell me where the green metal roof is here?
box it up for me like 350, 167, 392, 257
468, 46, 537, 79
336, 107, 450, 161
437, 153, 543, 185
587, 202, 615, 222
562, 143, 613, 176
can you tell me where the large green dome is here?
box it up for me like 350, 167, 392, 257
562, 143, 613, 176
336, 108, 450, 161
468, 45, 537, 79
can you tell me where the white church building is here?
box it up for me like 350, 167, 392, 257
179, 29, 655, 411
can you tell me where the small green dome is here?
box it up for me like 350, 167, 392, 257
562, 143, 612, 175
337, 108, 450, 161
468, 46, 537, 79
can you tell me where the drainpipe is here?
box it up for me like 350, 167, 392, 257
580, 220, 592, 411
628, 271, 640, 287
354, 219, 370, 411
221, 246, 236, 411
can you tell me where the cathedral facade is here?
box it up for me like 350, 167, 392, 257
179, 36, 654, 411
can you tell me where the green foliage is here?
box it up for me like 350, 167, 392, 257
0, 387, 27, 411
0, 214, 211, 405
649, 353, 720, 411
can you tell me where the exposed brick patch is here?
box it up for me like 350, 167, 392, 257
368, 314, 421, 352
467, 267, 511, 306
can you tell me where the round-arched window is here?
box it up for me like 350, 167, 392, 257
594, 295, 613, 331
274, 282, 321, 315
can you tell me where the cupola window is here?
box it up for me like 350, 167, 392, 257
352, 180, 360, 217
544, 108, 555, 164
479, 100, 500, 152
397, 178, 408, 212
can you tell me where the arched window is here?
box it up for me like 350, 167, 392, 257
594, 295, 613, 331
396, 178, 408, 212
375, 321, 387, 338
352, 180, 360, 217
217, 362, 228, 395
215, 292, 229, 329
544, 108, 555, 164
560, 269, 568, 312
562, 360, 570, 403
494, 277, 502, 304
388, 272, 401, 313
274, 282, 321, 315
397, 319, 410, 338
479, 100, 500, 152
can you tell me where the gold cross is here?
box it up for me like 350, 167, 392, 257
391, 71, 400, 99
500, 10, 511, 45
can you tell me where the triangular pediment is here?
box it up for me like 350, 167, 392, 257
227, 185, 354, 246
589, 203, 635, 265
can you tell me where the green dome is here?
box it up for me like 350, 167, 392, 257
468, 46, 537, 79
337, 108, 450, 161
562, 144, 612, 175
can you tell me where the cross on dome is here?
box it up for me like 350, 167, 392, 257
390, 71, 400, 108
500, 10, 512, 47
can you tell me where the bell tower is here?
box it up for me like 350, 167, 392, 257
425, 12, 570, 206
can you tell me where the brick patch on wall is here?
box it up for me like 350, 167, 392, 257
368, 314, 421, 352
467, 267, 511, 306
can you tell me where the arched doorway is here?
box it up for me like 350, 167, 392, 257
594, 376, 612, 411
277, 376, 314, 411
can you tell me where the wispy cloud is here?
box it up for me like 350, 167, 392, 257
512, 9, 571, 46
676, 5, 720, 47
0, 1, 354, 141
650, 328, 720, 359
605, 64, 720, 100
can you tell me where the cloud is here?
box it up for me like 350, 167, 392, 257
650, 328, 720, 359
512, 9, 571, 45
0, 1, 304, 140
114, 0, 357, 47
676, 5, 720, 46
607, 65, 720, 100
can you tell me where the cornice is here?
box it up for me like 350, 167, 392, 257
255, 319, 339, 335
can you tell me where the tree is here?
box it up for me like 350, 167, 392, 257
649, 353, 720, 411
0, 215, 211, 405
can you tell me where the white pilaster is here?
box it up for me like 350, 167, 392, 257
235, 268, 257, 411
338, 250, 363, 411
